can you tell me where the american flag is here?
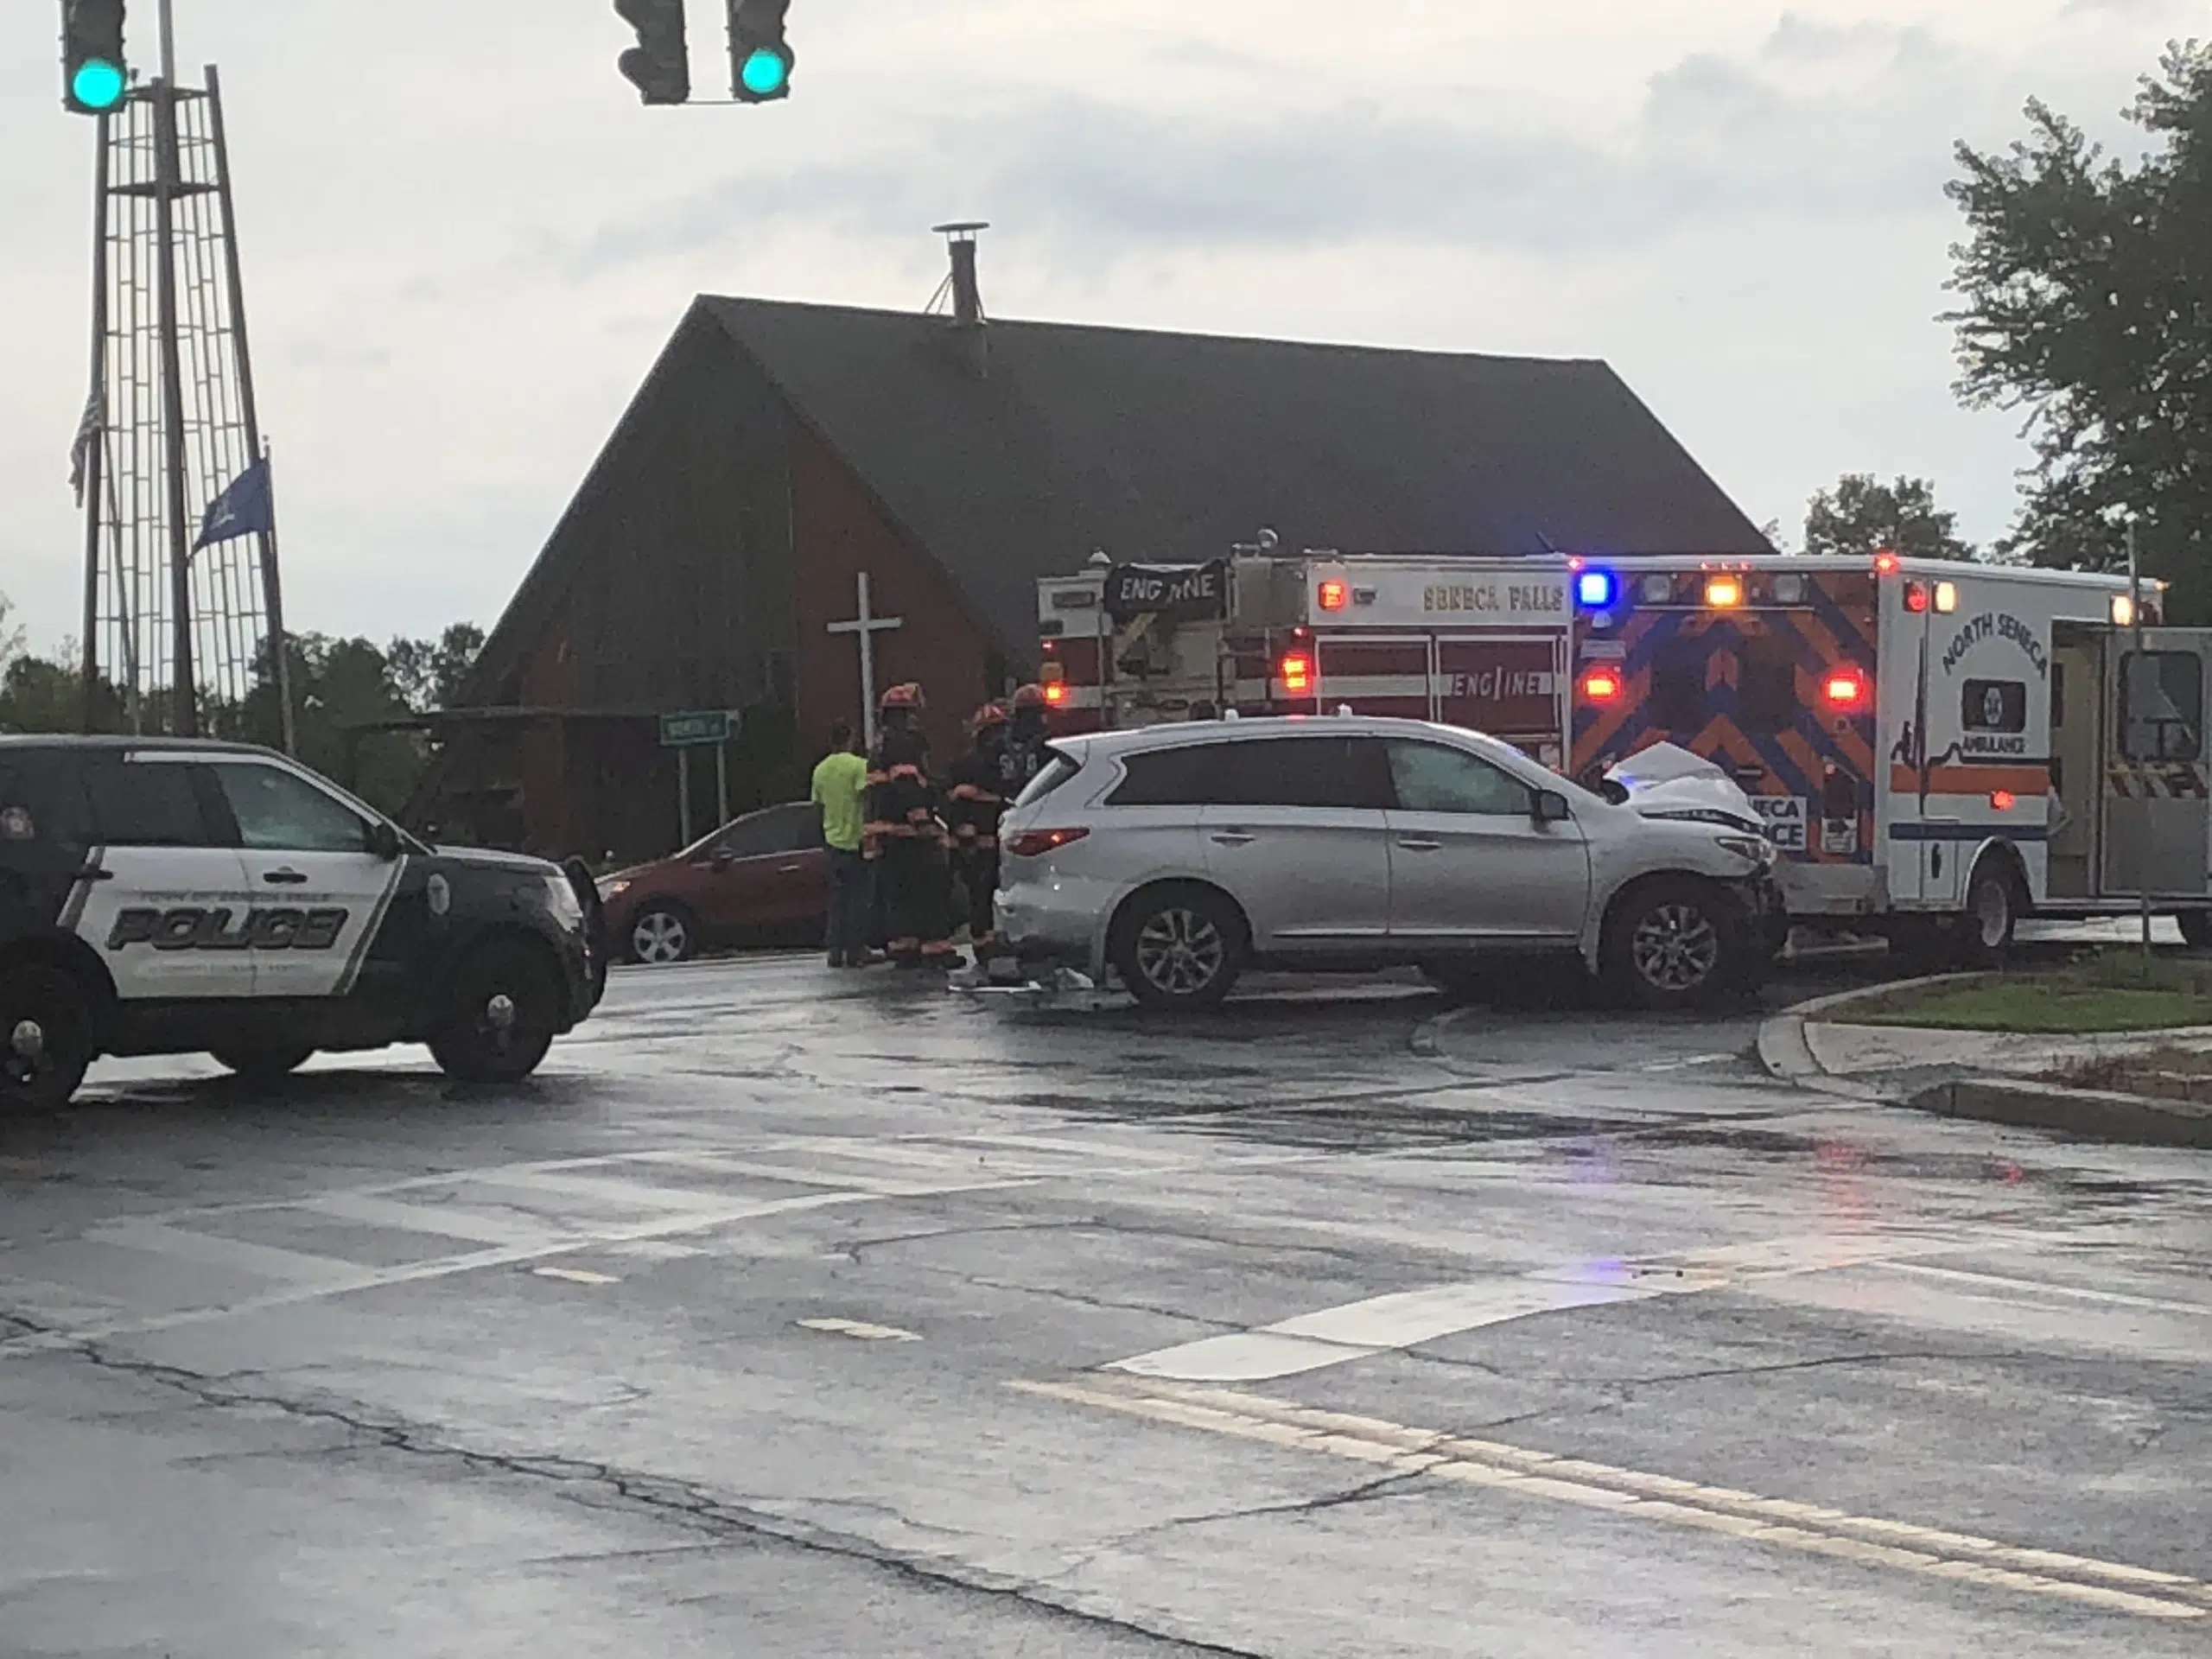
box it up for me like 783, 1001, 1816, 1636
68, 391, 105, 506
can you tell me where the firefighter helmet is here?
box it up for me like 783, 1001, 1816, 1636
880, 682, 925, 713
971, 702, 1011, 731
1010, 683, 1049, 711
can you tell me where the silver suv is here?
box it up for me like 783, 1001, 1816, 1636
995, 716, 1783, 1011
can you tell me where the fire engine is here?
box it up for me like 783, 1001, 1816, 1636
1036, 550, 1575, 768
1567, 553, 2212, 950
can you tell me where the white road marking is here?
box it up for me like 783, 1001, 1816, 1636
1112, 1234, 1965, 1382
303, 1190, 564, 1249
1638, 1052, 1738, 1072
1014, 1375, 2210, 1623
1880, 1261, 2212, 1319
532, 1267, 620, 1286
798, 1317, 922, 1343
85, 1221, 363, 1288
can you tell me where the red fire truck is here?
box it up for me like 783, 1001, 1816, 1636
1036, 551, 1576, 768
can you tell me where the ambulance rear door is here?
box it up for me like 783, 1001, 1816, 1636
2099, 627, 2212, 899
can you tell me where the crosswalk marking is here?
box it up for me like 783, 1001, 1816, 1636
302, 1190, 564, 1249
1111, 1234, 1988, 1382
1015, 1374, 2211, 1623
85, 1220, 364, 1288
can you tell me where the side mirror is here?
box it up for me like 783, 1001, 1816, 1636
1533, 790, 1573, 824
369, 821, 404, 861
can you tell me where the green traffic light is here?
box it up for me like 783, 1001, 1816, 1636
740, 48, 788, 97
72, 58, 126, 111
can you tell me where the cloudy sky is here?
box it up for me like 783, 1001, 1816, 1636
0, 0, 2198, 655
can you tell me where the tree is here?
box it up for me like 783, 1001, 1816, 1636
1948, 42, 2212, 617
0, 594, 23, 675
386, 622, 485, 714
1802, 474, 1976, 563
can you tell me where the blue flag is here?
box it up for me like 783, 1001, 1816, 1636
194, 458, 274, 550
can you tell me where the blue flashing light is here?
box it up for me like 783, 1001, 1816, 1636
740, 48, 789, 97
73, 59, 126, 112
1574, 569, 1618, 611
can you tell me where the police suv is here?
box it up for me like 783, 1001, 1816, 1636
0, 736, 604, 1110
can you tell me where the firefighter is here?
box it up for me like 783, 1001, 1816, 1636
865, 683, 956, 969
1000, 683, 1057, 801
945, 703, 1011, 957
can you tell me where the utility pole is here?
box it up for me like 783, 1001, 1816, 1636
2130, 518, 2151, 960
152, 0, 198, 734
79, 110, 111, 731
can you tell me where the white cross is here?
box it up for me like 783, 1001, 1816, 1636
826, 571, 905, 748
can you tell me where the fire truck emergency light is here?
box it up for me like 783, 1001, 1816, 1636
1704, 575, 1744, 609
1873, 550, 1903, 576
1991, 791, 2018, 811
1904, 582, 1931, 614
1821, 668, 1869, 711
1317, 580, 1350, 613
1580, 667, 1624, 703
1279, 652, 1314, 694
1574, 569, 1618, 610
1935, 582, 1960, 614
1043, 683, 1069, 707
2111, 594, 2138, 627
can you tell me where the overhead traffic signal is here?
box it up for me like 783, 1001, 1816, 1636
615, 0, 690, 105
729, 0, 794, 103
61, 0, 129, 115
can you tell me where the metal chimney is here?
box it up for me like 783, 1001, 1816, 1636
931, 220, 989, 327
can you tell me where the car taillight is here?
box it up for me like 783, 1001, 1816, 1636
1006, 827, 1090, 859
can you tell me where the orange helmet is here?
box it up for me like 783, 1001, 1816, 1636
971, 702, 1011, 731
880, 682, 925, 713
1010, 683, 1048, 710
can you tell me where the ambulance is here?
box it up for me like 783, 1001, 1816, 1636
1566, 553, 2212, 952
1036, 550, 1576, 768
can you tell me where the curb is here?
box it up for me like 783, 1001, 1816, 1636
1753, 973, 1982, 1096
1911, 1077, 2212, 1149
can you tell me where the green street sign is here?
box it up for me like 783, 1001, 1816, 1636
659, 709, 735, 748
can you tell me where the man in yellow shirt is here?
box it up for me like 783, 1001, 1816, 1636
810, 721, 872, 968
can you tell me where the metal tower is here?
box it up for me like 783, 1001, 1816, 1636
78, 53, 292, 747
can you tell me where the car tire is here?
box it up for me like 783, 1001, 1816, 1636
429, 941, 561, 1084
1958, 861, 2022, 967
2179, 911, 2212, 950
1602, 878, 1739, 1013
211, 1044, 316, 1084
626, 902, 698, 966
0, 964, 96, 1113
1111, 886, 1244, 1012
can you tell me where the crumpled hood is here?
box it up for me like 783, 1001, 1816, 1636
1605, 743, 1767, 835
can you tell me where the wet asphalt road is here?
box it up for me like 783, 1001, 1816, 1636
3, 951, 2210, 1656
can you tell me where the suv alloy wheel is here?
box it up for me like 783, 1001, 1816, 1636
1113, 887, 1244, 1011
1603, 878, 1738, 1012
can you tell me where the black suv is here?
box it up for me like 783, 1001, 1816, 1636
0, 736, 604, 1109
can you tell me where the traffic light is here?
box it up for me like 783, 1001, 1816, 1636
729, 0, 794, 103
615, 0, 690, 105
61, 0, 129, 115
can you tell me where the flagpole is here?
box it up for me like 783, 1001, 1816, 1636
79, 108, 112, 733
259, 445, 297, 755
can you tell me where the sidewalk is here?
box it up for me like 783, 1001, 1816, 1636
1758, 980, 2212, 1147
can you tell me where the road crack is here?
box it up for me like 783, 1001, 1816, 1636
8, 1332, 1264, 1658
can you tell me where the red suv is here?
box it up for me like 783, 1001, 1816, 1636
598, 803, 829, 964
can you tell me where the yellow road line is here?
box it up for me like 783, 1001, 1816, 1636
1008, 1375, 2208, 1623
